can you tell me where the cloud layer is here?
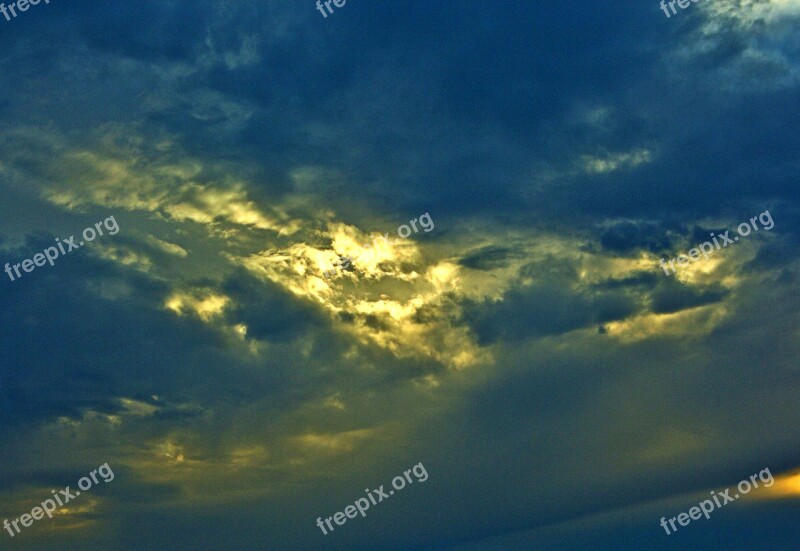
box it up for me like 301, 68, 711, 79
0, 1, 799, 550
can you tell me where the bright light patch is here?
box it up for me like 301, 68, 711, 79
165, 291, 230, 321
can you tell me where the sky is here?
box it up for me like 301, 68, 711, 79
0, 0, 799, 549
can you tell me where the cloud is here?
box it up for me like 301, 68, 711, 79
0, 0, 799, 549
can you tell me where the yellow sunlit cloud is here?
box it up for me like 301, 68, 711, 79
603, 303, 729, 342
753, 469, 800, 500
165, 291, 230, 321
42, 147, 297, 236
236, 220, 493, 370
146, 235, 189, 257
292, 428, 378, 456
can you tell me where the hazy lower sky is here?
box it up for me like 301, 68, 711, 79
1, 1, 799, 549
